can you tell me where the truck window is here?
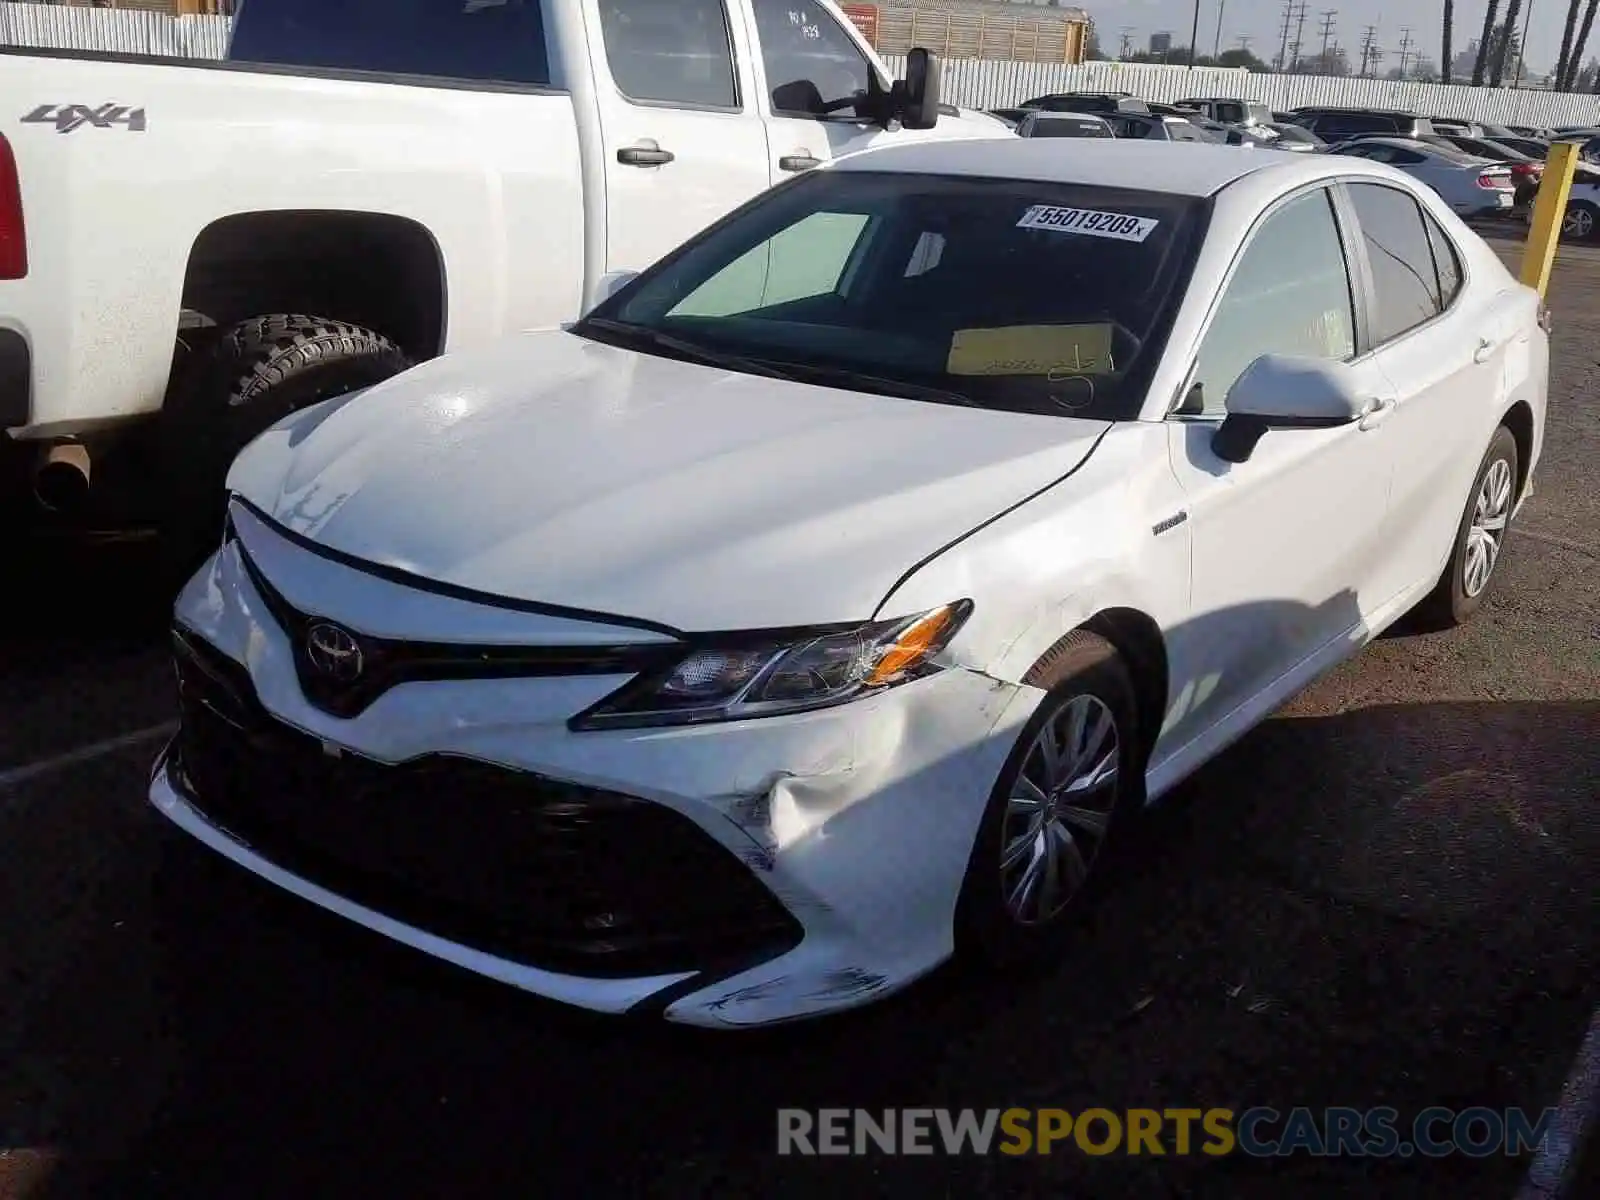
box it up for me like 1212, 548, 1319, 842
750, 0, 878, 118
598, 0, 739, 109
229, 0, 551, 86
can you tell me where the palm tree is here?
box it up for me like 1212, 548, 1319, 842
1565, 0, 1600, 90
1555, 0, 1584, 87
1491, 0, 1524, 85
1441, 0, 1455, 84
1472, 0, 1502, 83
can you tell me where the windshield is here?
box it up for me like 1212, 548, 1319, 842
229, 0, 550, 85
578, 171, 1209, 420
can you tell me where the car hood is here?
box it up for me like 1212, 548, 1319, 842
227, 331, 1108, 631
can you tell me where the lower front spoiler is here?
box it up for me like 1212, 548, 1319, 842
146, 746, 934, 1029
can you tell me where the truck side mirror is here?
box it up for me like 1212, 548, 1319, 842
898, 48, 942, 130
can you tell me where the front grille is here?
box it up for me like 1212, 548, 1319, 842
169, 628, 802, 979
230, 527, 680, 720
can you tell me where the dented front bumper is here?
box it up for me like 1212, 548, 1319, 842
149, 532, 1040, 1028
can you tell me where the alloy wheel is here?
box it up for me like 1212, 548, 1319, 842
1564, 205, 1595, 239
1000, 694, 1121, 925
1464, 457, 1514, 598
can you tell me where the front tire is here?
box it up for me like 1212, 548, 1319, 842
1564, 199, 1598, 242
1412, 425, 1519, 630
159, 314, 411, 585
955, 630, 1143, 969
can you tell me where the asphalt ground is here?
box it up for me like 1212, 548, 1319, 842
1, 236, 1596, 1199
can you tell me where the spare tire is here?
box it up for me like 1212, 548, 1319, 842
160, 314, 411, 586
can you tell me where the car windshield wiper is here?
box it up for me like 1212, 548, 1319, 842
766, 361, 983, 408
580, 319, 980, 407
577, 318, 794, 380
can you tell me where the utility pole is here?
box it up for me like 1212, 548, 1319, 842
1318, 10, 1337, 67
1118, 26, 1135, 59
1396, 26, 1414, 77
1238, 35, 1254, 54
1290, 2, 1311, 71
1213, 0, 1227, 59
1358, 24, 1379, 77
1276, 0, 1294, 70
1513, 0, 1537, 87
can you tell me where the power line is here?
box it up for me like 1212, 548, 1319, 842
1318, 10, 1338, 63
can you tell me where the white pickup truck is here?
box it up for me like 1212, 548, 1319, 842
0, 0, 1004, 565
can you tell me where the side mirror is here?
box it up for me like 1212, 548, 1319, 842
771, 79, 827, 117
898, 48, 942, 131
1211, 354, 1373, 463
588, 269, 639, 313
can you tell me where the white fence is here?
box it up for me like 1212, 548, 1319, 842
884, 56, 1600, 128
3, 3, 1597, 129
0, 2, 230, 58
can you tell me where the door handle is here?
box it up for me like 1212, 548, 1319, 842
779, 153, 821, 172
617, 144, 675, 167
1358, 396, 1397, 432
1473, 336, 1500, 364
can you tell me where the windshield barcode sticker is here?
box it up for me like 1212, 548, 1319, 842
1017, 205, 1160, 242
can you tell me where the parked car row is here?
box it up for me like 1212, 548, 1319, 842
986, 93, 1600, 238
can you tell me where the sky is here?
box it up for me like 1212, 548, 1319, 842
1087, 0, 1585, 75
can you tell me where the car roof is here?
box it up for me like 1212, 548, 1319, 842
830, 138, 1355, 197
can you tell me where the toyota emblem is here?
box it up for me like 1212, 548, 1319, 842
305, 622, 365, 682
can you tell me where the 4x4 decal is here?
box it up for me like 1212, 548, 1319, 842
21, 104, 146, 134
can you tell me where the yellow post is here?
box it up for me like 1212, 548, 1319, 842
1520, 139, 1580, 300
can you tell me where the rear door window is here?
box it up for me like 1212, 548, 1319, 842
229, 0, 551, 85
1345, 182, 1443, 343
598, 0, 740, 108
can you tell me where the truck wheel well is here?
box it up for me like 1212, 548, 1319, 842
180, 211, 446, 363
1081, 607, 1168, 761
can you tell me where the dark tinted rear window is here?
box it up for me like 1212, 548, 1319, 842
1318, 114, 1393, 134
1031, 119, 1111, 138
229, 0, 551, 86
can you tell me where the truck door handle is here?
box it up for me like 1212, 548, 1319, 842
617, 145, 675, 167
779, 153, 821, 172
1473, 336, 1500, 364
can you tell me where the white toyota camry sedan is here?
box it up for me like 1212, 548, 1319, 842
151, 140, 1548, 1028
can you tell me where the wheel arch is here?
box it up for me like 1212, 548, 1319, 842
1078, 607, 1170, 763
1001, 605, 1170, 763
178, 210, 448, 369
1500, 399, 1535, 502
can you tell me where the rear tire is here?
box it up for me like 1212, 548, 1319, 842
158, 315, 410, 586
1411, 425, 1519, 631
954, 630, 1143, 970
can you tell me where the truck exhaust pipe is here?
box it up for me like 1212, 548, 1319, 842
34, 443, 91, 513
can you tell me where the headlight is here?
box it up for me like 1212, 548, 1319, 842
571, 601, 973, 730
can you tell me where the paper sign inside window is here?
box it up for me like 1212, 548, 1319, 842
947, 324, 1116, 377
1016, 205, 1160, 243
